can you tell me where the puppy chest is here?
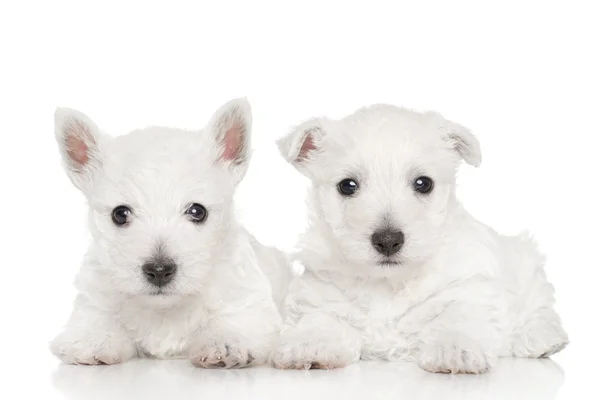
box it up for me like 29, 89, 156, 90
362, 325, 416, 361
358, 306, 418, 360
346, 288, 421, 360
120, 308, 207, 358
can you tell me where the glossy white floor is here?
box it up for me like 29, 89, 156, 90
54, 359, 562, 399
10, 349, 588, 399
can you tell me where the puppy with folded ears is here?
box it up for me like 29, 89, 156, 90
50, 98, 290, 368
273, 104, 568, 373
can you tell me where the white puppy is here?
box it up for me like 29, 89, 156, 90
273, 104, 568, 374
50, 99, 290, 368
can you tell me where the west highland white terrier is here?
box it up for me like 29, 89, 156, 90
50, 99, 290, 368
273, 104, 568, 373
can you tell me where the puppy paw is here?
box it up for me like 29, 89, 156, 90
539, 341, 569, 358
50, 331, 136, 365
271, 340, 359, 370
417, 340, 494, 374
190, 340, 254, 369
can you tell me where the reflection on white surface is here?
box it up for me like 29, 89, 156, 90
53, 358, 564, 400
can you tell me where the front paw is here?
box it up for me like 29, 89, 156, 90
417, 339, 494, 374
50, 331, 136, 366
190, 339, 254, 369
271, 340, 359, 370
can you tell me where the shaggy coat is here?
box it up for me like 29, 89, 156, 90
50, 99, 289, 368
273, 105, 568, 373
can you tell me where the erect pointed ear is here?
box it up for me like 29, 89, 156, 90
428, 112, 482, 167
276, 117, 327, 176
55, 107, 106, 191
206, 98, 252, 183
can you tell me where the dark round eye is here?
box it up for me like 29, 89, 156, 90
111, 205, 132, 226
185, 203, 208, 223
413, 176, 434, 194
338, 179, 359, 196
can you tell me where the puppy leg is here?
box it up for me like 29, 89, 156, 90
507, 274, 568, 357
190, 307, 280, 369
507, 305, 569, 358
271, 312, 362, 370
417, 300, 504, 374
501, 235, 569, 358
50, 298, 136, 365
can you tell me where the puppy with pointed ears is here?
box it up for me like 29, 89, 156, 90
50, 99, 290, 368
273, 105, 568, 373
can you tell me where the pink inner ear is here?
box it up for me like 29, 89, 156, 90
220, 122, 243, 162
65, 122, 92, 167
297, 132, 316, 161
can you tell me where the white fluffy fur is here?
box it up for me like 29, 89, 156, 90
273, 104, 568, 373
50, 99, 291, 368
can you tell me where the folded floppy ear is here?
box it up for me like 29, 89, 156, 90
277, 118, 327, 176
428, 112, 482, 167
55, 107, 106, 191
207, 98, 252, 183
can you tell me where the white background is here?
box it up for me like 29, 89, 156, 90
1, 1, 598, 399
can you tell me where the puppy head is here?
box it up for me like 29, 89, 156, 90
55, 98, 252, 296
278, 104, 480, 269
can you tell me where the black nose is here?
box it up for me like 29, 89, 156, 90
371, 229, 404, 256
142, 261, 177, 287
